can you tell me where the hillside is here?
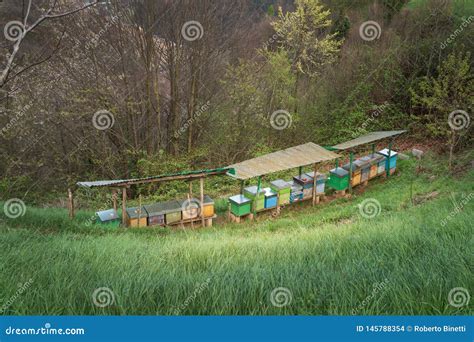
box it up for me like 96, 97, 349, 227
0, 153, 472, 315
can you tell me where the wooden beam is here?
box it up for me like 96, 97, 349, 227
189, 181, 193, 197
312, 164, 317, 206
122, 187, 127, 226
200, 177, 205, 227
112, 189, 117, 212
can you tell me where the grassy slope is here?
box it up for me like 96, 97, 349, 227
0, 155, 472, 315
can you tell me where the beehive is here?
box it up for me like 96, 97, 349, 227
95, 209, 120, 228
377, 149, 398, 171
262, 187, 278, 209
229, 194, 252, 217
202, 195, 215, 218
163, 200, 182, 224
356, 158, 371, 182
328, 167, 349, 191
367, 154, 384, 178
270, 179, 291, 205
305, 172, 327, 194
144, 203, 166, 226
289, 181, 303, 202
342, 162, 362, 187
244, 186, 265, 212
293, 174, 314, 189
377, 156, 386, 175
125, 206, 148, 228
178, 198, 200, 220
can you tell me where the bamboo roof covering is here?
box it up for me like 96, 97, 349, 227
227, 142, 341, 180
332, 130, 407, 150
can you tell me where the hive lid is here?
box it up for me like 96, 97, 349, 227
354, 159, 370, 168
164, 200, 184, 213
377, 148, 398, 157
144, 202, 171, 215
96, 209, 119, 222
244, 185, 265, 195
262, 187, 277, 198
330, 167, 349, 177
126, 206, 147, 219
203, 194, 214, 205
293, 174, 313, 184
342, 162, 361, 171
305, 172, 327, 180
270, 179, 291, 190
229, 194, 251, 204
291, 184, 303, 192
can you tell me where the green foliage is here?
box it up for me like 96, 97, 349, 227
410, 51, 473, 138
272, 0, 343, 77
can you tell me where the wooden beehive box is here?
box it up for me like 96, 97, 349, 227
342, 162, 362, 187
96, 209, 120, 228
327, 167, 349, 191
262, 187, 278, 209
203, 195, 215, 218
305, 172, 327, 194
244, 186, 265, 212
163, 200, 182, 224
377, 149, 398, 171
229, 194, 252, 217
125, 206, 148, 228
144, 202, 167, 226
270, 180, 291, 205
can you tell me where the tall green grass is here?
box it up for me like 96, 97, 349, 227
0, 156, 472, 315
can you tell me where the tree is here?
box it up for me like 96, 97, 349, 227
271, 0, 342, 112
0, 0, 99, 89
410, 51, 473, 171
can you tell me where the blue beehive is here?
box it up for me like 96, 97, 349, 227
262, 187, 278, 209
377, 149, 398, 170
305, 172, 327, 194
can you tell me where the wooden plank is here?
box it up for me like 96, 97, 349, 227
68, 188, 75, 219
200, 177, 205, 227
122, 187, 127, 226
312, 163, 317, 206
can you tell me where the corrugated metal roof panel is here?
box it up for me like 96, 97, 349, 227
332, 130, 407, 150
227, 142, 341, 180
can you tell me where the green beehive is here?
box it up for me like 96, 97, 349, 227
229, 195, 252, 217
244, 186, 265, 212
95, 209, 121, 228
163, 200, 182, 224
270, 179, 291, 205
327, 167, 349, 191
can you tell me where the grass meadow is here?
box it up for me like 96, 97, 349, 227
0, 154, 472, 315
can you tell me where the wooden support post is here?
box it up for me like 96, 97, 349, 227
240, 180, 244, 194
298, 166, 303, 177
189, 181, 193, 197
253, 176, 261, 216
371, 143, 375, 155
312, 163, 317, 206
200, 177, 205, 227
276, 192, 281, 216
112, 189, 117, 212
138, 194, 142, 228
68, 188, 75, 219
386, 141, 392, 178
122, 187, 127, 226
349, 151, 354, 194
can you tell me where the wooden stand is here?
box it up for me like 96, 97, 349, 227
229, 212, 254, 223
335, 190, 346, 197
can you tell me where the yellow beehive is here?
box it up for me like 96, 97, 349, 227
125, 206, 148, 228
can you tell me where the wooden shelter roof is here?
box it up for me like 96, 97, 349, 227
77, 167, 233, 188
227, 142, 341, 180
332, 130, 407, 150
